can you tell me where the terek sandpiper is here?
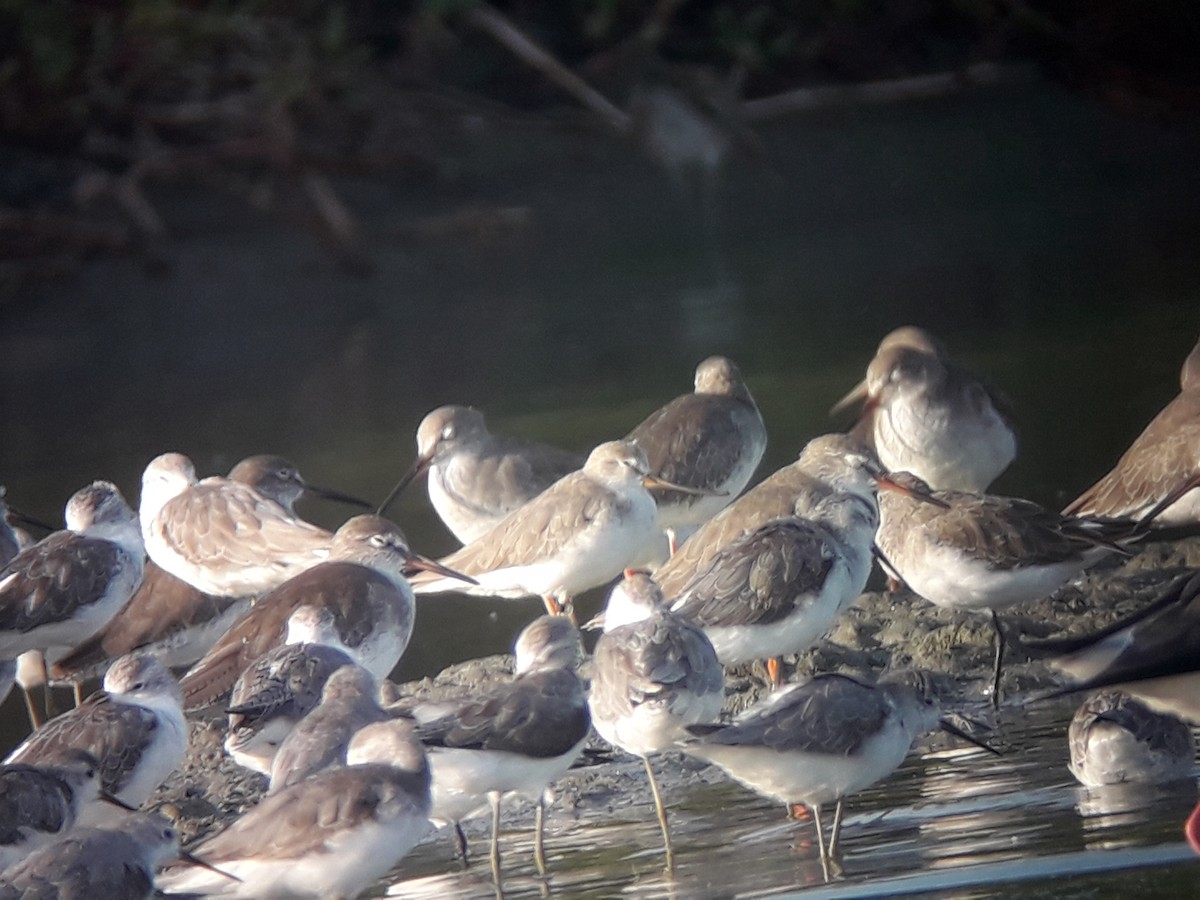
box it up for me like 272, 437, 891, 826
409, 440, 711, 618
669, 468, 890, 687
416, 615, 589, 878
626, 355, 767, 555
224, 605, 356, 776
158, 718, 431, 898
1024, 569, 1200, 722
1065, 335, 1200, 528
587, 570, 723, 869
0, 812, 236, 899
1067, 689, 1195, 787
875, 471, 1131, 705
0, 750, 134, 870
139, 452, 334, 598
5, 655, 187, 810
378, 405, 583, 544
268, 664, 387, 793
832, 325, 1017, 492
682, 672, 996, 875
653, 434, 885, 602
53, 454, 368, 686
0, 481, 144, 726
180, 516, 460, 710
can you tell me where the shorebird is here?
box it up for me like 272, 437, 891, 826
409, 440, 711, 618
1067, 689, 1194, 787
5, 655, 187, 810
268, 664, 387, 792
0, 750, 134, 871
180, 515, 461, 710
0, 812, 236, 899
832, 325, 1016, 492
669, 483, 884, 688
416, 615, 590, 879
626, 355, 767, 554
653, 434, 886, 602
0, 481, 144, 726
1023, 569, 1200, 722
681, 672, 997, 875
158, 718, 431, 898
52, 454, 368, 687
587, 570, 723, 869
1064, 336, 1200, 528
378, 405, 583, 544
139, 452, 338, 598
224, 605, 356, 776
874, 471, 1131, 705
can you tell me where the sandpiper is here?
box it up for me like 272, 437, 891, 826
5, 655, 187, 810
180, 516, 461, 710
378, 405, 583, 544
268, 664, 387, 793
669, 481, 884, 688
1024, 569, 1200, 722
832, 325, 1017, 492
53, 454, 368, 686
416, 615, 590, 879
0, 812, 236, 899
875, 471, 1131, 704
0, 481, 144, 726
681, 671, 996, 875
626, 355, 766, 554
0, 750, 134, 871
139, 452, 335, 598
653, 434, 885, 602
158, 718, 432, 898
409, 440, 711, 618
1064, 336, 1200, 528
224, 605, 356, 776
1067, 689, 1195, 787
587, 570, 724, 869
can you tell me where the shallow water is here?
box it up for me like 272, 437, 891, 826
388, 701, 1200, 898
1, 76, 1199, 893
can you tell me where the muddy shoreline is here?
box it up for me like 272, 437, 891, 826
146, 534, 1200, 858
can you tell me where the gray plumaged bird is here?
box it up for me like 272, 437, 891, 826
158, 718, 431, 898
224, 605, 356, 776
1067, 689, 1195, 787
5, 655, 187, 810
378, 405, 583, 544
625, 356, 766, 555
587, 570, 723, 869
832, 325, 1016, 492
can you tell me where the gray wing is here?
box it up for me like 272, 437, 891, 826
690, 675, 888, 757
444, 439, 582, 518
228, 644, 354, 729
416, 669, 589, 759
670, 520, 834, 627
0, 768, 73, 846
155, 480, 330, 569
629, 394, 758, 493
6, 694, 157, 796
0, 535, 130, 633
269, 698, 386, 792
435, 474, 619, 574
591, 614, 722, 725
194, 766, 424, 863
0, 829, 154, 900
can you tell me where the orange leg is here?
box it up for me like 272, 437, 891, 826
767, 656, 784, 689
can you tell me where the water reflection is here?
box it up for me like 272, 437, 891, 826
382, 702, 1199, 897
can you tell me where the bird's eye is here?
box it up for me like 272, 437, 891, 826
441, 425, 455, 440
369, 534, 387, 548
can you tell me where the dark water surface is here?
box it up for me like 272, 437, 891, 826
1, 76, 1199, 893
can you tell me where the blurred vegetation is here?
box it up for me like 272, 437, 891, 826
0, 0, 1196, 274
